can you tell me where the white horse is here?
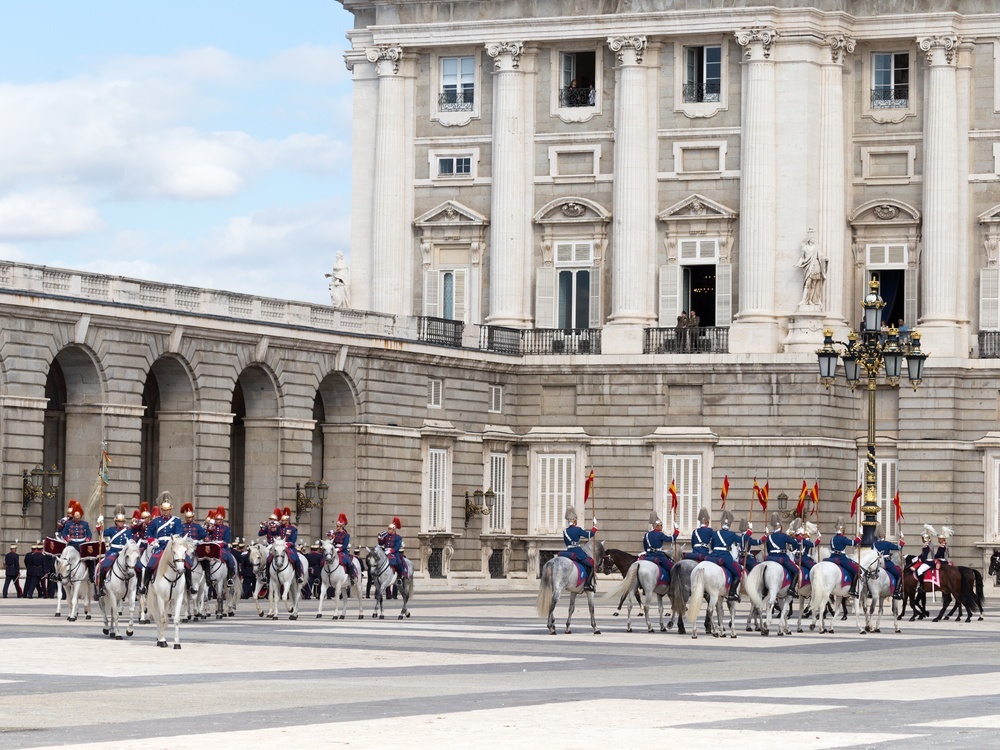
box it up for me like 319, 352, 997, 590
55, 545, 93, 622
146, 535, 196, 649
684, 547, 741, 639
267, 539, 302, 620
317, 540, 363, 620
247, 542, 270, 617
604, 559, 673, 633
184, 560, 209, 621
860, 556, 901, 634
535, 539, 602, 636
99, 539, 141, 640
744, 561, 795, 637
365, 545, 414, 620
136, 542, 154, 624
201, 553, 239, 620
809, 550, 878, 635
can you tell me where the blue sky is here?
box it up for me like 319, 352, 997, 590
0, 1, 356, 304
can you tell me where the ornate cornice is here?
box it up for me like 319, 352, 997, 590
735, 27, 777, 59
485, 42, 524, 71
826, 34, 856, 64
918, 35, 958, 64
365, 45, 404, 74
607, 36, 647, 65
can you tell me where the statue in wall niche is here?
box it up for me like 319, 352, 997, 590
326, 251, 351, 309
796, 228, 827, 308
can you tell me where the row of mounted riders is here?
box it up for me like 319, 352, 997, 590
563, 511, 987, 623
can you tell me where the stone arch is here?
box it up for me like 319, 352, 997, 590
229, 364, 281, 538
314, 371, 361, 536
140, 354, 198, 505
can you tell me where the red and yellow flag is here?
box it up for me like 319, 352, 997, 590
893, 490, 904, 523
810, 481, 820, 517
720, 474, 730, 509
669, 478, 678, 512
794, 480, 808, 517
849, 484, 862, 517
583, 470, 595, 505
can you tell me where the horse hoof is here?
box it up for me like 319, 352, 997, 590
102, 628, 109, 635
730, 634, 737, 639
126, 630, 133, 637
290, 615, 298, 621
379, 615, 384, 620
67, 617, 76, 622
258, 612, 264, 618
398, 614, 404, 620
565, 629, 572, 634
797, 628, 803, 633
594, 630, 601, 635
612, 612, 619, 616
173, 644, 181, 650
157, 641, 167, 648
340, 615, 346, 620
405, 612, 411, 618
54, 612, 60, 617
659, 626, 667, 633
115, 635, 123, 641
548, 629, 556, 635
626, 625, 632, 633
371, 613, 377, 618
316, 614, 322, 619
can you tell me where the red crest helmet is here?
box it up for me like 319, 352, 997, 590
215, 505, 226, 521
181, 502, 194, 517
337, 513, 348, 526
270, 507, 282, 521
391, 517, 402, 530
281, 507, 292, 520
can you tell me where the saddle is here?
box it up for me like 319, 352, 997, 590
43, 537, 66, 556
78, 541, 105, 559
921, 570, 941, 588
196, 542, 222, 560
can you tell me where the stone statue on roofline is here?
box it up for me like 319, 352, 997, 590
326, 251, 351, 309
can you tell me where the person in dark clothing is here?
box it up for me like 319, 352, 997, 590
4, 544, 23, 598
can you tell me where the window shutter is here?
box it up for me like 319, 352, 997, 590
715, 263, 732, 327
658, 264, 679, 326
489, 452, 508, 533
453, 268, 468, 323
699, 240, 718, 260
424, 269, 440, 318
589, 266, 601, 329
904, 269, 918, 328
981, 267, 1000, 331
679, 240, 699, 261
535, 267, 556, 328
574, 243, 593, 263
887, 245, 907, 265
555, 243, 574, 263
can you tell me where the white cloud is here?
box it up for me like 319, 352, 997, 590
0, 188, 103, 240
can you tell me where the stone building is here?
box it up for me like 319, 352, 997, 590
3, 0, 1000, 583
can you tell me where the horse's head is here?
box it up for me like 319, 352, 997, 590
365, 545, 382, 567
271, 539, 288, 561
165, 535, 189, 571
990, 549, 1000, 577
121, 539, 141, 568
321, 539, 335, 563
247, 543, 264, 568
56, 546, 79, 578
598, 551, 615, 575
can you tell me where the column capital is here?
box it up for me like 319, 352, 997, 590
918, 35, 958, 65
486, 42, 524, 71
365, 45, 404, 75
736, 27, 778, 60
607, 36, 647, 65
825, 34, 856, 64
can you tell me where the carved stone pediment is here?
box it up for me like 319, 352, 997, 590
657, 194, 737, 223
533, 197, 611, 226
533, 197, 611, 268
658, 194, 738, 264
414, 201, 489, 269
849, 199, 920, 228
414, 200, 489, 229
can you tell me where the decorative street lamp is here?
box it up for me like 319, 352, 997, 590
294, 478, 329, 516
21, 464, 62, 514
464, 488, 495, 527
816, 275, 928, 546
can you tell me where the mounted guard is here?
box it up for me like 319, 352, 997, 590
205, 505, 237, 586
180, 503, 205, 540
872, 524, 904, 600
933, 526, 954, 568
97, 506, 133, 597
560, 506, 597, 592
139, 492, 196, 596
258, 508, 281, 544
707, 510, 745, 602
762, 512, 800, 598
62, 500, 96, 581
378, 517, 407, 583
329, 513, 357, 584
640, 512, 676, 583
826, 517, 862, 598
684, 508, 713, 562
275, 507, 305, 583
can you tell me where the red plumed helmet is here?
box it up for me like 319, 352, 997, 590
180, 502, 194, 515
215, 505, 226, 520
282, 507, 292, 519
151, 506, 161, 518
271, 507, 282, 520
206, 510, 216, 520
132, 509, 141, 520
392, 516, 402, 530
139, 502, 149, 515
337, 513, 348, 526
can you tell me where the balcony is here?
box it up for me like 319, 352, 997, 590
979, 332, 1000, 359
644, 326, 729, 354
872, 86, 908, 109
418, 316, 464, 348
558, 86, 595, 108
682, 82, 721, 103
523, 328, 600, 355
438, 89, 474, 113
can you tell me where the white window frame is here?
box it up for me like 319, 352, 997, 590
550, 46, 603, 123
430, 50, 482, 127
487, 451, 510, 534
858, 457, 898, 539
987, 454, 1000, 543
866, 243, 908, 270
428, 147, 480, 182
683, 44, 722, 104
658, 240, 732, 328
862, 47, 916, 124
674, 38, 729, 119
423, 267, 469, 322
489, 385, 503, 414
673, 140, 727, 176
427, 378, 443, 409
860, 146, 916, 185
537, 241, 600, 330
530, 451, 578, 536
423, 446, 451, 533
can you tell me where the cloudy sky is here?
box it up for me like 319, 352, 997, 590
0, 1, 355, 304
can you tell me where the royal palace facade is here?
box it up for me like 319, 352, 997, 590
3, 0, 1000, 585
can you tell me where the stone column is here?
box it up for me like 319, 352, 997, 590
366, 46, 410, 317
0, 396, 47, 540
191, 411, 234, 514
486, 42, 530, 328
820, 35, 855, 329
280, 417, 317, 539
917, 35, 961, 357
102, 404, 144, 517
729, 28, 780, 354
955, 38, 975, 345
345, 53, 379, 313
607, 36, 655, 335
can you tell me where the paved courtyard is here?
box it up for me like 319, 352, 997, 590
0, 590, 997, 749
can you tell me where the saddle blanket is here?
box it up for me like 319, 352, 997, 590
922, 570, 941, 588
196, 542, 222, 560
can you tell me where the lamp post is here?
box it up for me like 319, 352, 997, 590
294, 479, 329, 516
464, 488, 495, 527
816, 275, 928, 546
21, 464, 62, 514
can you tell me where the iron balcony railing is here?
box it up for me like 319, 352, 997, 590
559, 87, 595, 108
871, 86, 909, 109
480, 326, 601, 355
438, 89, 474, 112
979, 331, 1000, 359
644, 326, 729, 354
682, 82, 721, 103
480, 325, 522, 355
418, 316, 464, 348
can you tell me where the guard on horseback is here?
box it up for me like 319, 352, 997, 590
205, 505, 237, 586
560, 507, 598, 592
378, 517, 408, 582
909, 525, 935, 583
872, 524, 904, 600
180, 503, 206, 540
259, 509, 281, 543
738, 518, 761, 571
640, 513, 676, 582
276, 508, 306, 583
62, 501, 97, 582
132, 502, 151, 539
826, 517, 862, 598
329, 513, 357, 584
795, 521, 820, 583
762, 513, 800, 598
933, 526, 954, 568
56, 502, 76, 537
708, 510, 746, 602
139, 493, 196, 596
97, 507, 133, 597
684, 508, 713, 562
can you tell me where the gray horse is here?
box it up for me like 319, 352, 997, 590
536, 539, 603, 635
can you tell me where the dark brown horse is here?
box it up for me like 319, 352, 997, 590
901, 561, 970, 622
600, 549, 642, 612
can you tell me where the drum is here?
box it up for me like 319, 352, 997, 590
43, 537, 65, 556
79, 541, 106, 559
196, 542, 222, 560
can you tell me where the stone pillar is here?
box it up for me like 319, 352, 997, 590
607, 36, 655, 339
955, 38, 975, 346
345, 54, 378, 313
917, 35, 961, 358
156, 412, 197, 502
322, 423, 359, 538
280, 417, 317, 540
0, 396, 47, 541
191, 411, 234, 515
729, 28, 780, 354
103, 404, 144, 517
367, 46, 411, 317
242, 417, 280, 535
486, 42, 530, 328
820, 35, 855, 329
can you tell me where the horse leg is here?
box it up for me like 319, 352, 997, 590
565, 592, 577, 634
642, 590, 652, 633
933, 593, 950, 622
587, 591, 600, 635
657, 595, 667, 633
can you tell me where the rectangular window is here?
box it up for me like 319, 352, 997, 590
488, 452, 509, 533
440, 56, 475, 112
872, 52, 909, 108
684, 46, 721, 103
489, 385, 503, 414
661, 454, 702, 533
423, 268, 467, 322
438, 156, 471, 177
427, 378, 443, 408
536, 454, 575, 534
559, 51, 596, 108
554, 242, 594, 330
426, 448, 449, 532
860, 458, 898, 539
992, 459, 1000, 540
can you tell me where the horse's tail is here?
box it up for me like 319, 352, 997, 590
536, 562, 554, 619
745, 563, 768, 614
602, 561, 639, 607
974, 569, 985, 609
685, 565, 706, 626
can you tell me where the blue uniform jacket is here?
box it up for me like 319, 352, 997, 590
278, 524, 299, 544
63, 520, 92, 545
643, 529, 677, 552
148, 516, 183, 545
332, 529, 350, 550
829, 533, 857, 555
690, 526, 713, 551
207, 523, 232, 546
709, 528, 744, 558
933, 544, 949, 563
764, 531, 800, 558
380, 531, 403, 555
181, 522, 206, 540
103, 525, 134, 554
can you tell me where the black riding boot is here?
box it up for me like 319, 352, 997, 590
185, 568, 197, 596
584, 568, 596, 592
787, 574, 798, 599
848, 575, 859, 599
727, 578, 741, 602
138, 567, 151, 595
892, 578, 903, 600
